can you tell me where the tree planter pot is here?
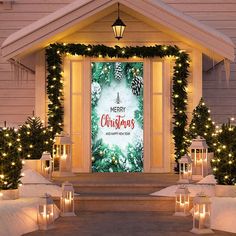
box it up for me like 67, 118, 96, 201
0, 189, 19, 200
23, 159, 41, 172
215, 185, 236, 197
207, 152, 214, 174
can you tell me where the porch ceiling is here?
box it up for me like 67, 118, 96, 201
1, 0, 235, 61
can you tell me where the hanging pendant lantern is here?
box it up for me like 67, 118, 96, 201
112, 3, 126, 40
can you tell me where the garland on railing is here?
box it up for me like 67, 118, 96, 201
46, 43, 190, 168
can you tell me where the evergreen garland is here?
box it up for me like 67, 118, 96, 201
188, 98, 216, 152
19, 116, 53, 159
46, 43, 190, 166
0, 127, 22, 190
211, 123, 236, 185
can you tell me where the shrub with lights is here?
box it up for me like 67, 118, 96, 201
211, 123, 236, 185
19, 116, 53, 159
0, 127, 22, 190
188, 98, 216, 152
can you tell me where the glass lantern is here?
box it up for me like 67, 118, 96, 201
37, 193, 55, 230
40, 152, 52, 179
190, 136, 209, 178
53, 132, 72, 176
60, 181, 76, 217
178, 154, 192, 183
174, 185, 190, 216
191, 192, 213, 234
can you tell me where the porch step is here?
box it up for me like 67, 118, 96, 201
53, 195, 176, 212
73, 183, 166, 195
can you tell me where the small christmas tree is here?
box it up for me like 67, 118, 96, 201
19, 116, 53, 159
188, 98, 216, 152
0, 127, 22, 190
211, 123, 236, 185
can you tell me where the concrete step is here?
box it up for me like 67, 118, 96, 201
53, 195, 176, 212
73, 183, 166, 195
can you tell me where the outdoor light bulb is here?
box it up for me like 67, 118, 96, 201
11, 162, 15, 166
27, 154, 30, 157
228, 153, 232, 157
4, 181, 7, 185
229, 161, 232, 164
0, 174, 4, 179
18, 147, 22, 151
57, 50, 60, 54
87, 47, 91, 51
53, 77, 57, 81
29, 144, 33, 148
52, 66, 56, 69
122, 50, 125, 54
178, 63, 182, 67
163, 46, 167, 50
63, 43, 67, 46
224, 175, 228, 179
231, 117, 235, 121
0, 192, 3, 197
22, 160, 25, 164
3, 153, 7, 157
5, 133, 9, 137
8, 142, 12, 146
213, 167, 217, 171
222, 145, 226, 149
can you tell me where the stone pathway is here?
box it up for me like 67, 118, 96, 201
24, 211, 234, 236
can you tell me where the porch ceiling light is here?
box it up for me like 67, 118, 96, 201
112, 3, 126, 40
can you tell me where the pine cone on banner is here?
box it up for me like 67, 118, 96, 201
91, 82, 101, 106
115, 62, 123, 81
131, 76, 143, 96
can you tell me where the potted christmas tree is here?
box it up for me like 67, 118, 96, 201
188, 98, 216, 173
19, 116, 53, 172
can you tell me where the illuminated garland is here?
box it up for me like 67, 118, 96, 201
46, 43, 190, 166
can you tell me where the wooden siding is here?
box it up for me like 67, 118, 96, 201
0, 0, 236, 125
162, 0, 236, 123
0, 0, 74, 126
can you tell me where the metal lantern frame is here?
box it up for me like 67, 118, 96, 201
40, 151, 52, 179
60, 181, 76, 217
178, 154, 192, 183
53, 132, 72, 175
112, 3, 126, 40
190, 136, 209, 178
37, 193, 55, 230
174, 185, 190, 216
191, 192, 213, 234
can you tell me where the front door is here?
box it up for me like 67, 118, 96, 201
91, 62, 144, 172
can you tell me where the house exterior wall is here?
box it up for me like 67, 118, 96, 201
0, 0, 74, 126
162, 0, 236, 123
0, 0, 235, 126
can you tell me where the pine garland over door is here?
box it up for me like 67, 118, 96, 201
46, 43, 190, 168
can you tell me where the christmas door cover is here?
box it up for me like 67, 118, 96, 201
91, 62, 143, 172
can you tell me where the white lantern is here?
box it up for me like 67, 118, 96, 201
37, 193, 55, 230
190, 136, 209, 178
60, 181, 76, 216
53, 132, 72, 176
178, 154, 192, 183
174, 185, 190, 216
40, 152, 52, 179
191, 192, 213, 234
